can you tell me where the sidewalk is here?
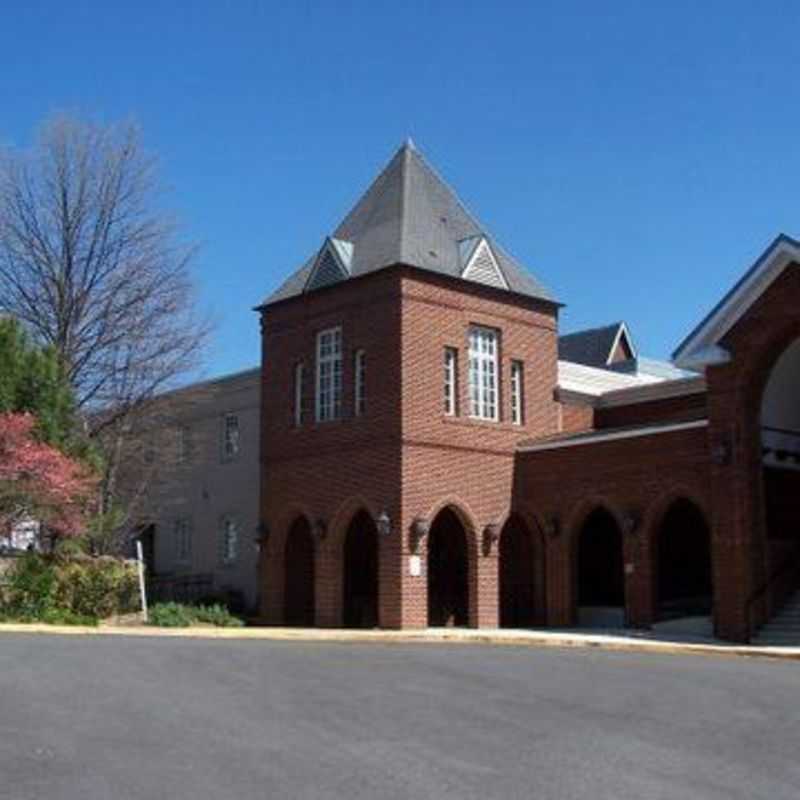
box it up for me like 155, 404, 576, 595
0, 621, 798, 660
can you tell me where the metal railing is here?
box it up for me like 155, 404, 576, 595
746, 548, 800, 639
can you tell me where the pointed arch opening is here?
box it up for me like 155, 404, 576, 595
284, 517, 315, 626
343, 510, 379, 628
656, 499, 712, 621
427, 507, 469, 627
577, 508, 624, 627
499, 514, 538, 628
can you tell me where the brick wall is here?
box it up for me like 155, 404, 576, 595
259, 265, 560, 628
514, 425, 712, 629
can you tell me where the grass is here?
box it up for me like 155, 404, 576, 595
147, 602, 244, 628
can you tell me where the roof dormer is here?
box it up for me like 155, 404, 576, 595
459, 236, 508, 290
305, 237, 353, 293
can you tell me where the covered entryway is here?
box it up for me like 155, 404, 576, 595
499, 514, 537, 627
284, 517, 315, 626
342, 510, 379, 628
577, 508, 624, 627
656, 499, 712, 621
427, 507, 469, 627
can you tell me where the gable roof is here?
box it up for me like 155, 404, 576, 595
259, 141, 556, 307
673, 234, 800, 371
558, 322, 636, 368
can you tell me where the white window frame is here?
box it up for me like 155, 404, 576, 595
510, 360, 524, 425
444, 347, 458, 416
468, 326, 499, 421
294, 362, 304, 427
174, 517, 192, 565
316, 327, 343, 422
220, 514, 239, 566
222, 413, 240, 462
354, 349, 366, 417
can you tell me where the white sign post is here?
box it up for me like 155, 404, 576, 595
136, 539, 149, 623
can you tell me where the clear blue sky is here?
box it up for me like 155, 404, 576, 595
3, 1, 799, 379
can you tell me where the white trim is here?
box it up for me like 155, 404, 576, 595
517, 419, 708, 453
606, 322, 637, 364
596, 375, 706, 408
674, 236, 800, 370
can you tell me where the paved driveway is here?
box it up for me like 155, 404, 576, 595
0, 634, 797, 800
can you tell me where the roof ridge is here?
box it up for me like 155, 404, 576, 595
399, 141, 412, 265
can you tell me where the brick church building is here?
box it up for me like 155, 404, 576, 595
256, 141, 800, 643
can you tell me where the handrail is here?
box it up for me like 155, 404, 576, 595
762, 425, 800, 438
746, 548, 800, 637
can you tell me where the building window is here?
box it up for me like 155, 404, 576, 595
444, 347, 458, 416
468, 326, 499, 421
510, 360, 524, 425
176, 425, 190, 464
220, 514, 238, 565
354, 349, 366, 416
174, 517, 192, 564
316, 326, 342, 422
222, 413, 240, 461
294, 362, 304, 427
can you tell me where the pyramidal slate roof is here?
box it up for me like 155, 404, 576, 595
260, 141, 556, 307
558, 322, 633, 368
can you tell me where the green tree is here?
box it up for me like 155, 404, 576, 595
0, 316, 76, 449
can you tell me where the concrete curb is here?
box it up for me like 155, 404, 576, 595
0, 623, 798, 660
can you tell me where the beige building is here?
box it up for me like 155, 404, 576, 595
139, 368, 261, 611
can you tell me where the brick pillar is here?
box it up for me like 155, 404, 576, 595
398, 511, 428, 629
261, 538, 284, 624
707, 373, 765, 643
378, 506, 404, 629
625, 533, 653, 629
546, 535, 573, 626
315, 537, 342, 627
473, 538, 499, 628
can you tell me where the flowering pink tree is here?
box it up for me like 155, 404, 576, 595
0, 413, 97, 540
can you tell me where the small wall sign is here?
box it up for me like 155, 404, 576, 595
409, 555, 421, 577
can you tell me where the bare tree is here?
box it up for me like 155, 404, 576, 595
0, 115, 211, 548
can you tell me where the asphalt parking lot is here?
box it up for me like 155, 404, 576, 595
0, 634, 797, 799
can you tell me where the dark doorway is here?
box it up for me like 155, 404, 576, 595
284, 517, 315, 626
427, 508, 469, 627
343, 510, 379, 628
577, 508, 624, 623
657, 500, 712, 619
499, 515, 536, 628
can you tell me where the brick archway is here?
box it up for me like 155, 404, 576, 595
284, 516, 315, 626
575, 507, 625, 627
342, 510, 379, 628
427, 506, 470, 627
499, 513, 542, 628
655, 498, 712, 621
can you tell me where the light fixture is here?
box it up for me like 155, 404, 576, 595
377, 510, 391, 537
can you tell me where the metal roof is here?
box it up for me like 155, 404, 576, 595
259, 141, 556, 307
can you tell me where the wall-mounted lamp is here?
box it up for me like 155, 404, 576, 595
712, 436, 731, 466
377, 510, 392, 537
313, 518, 328, 543
410, 516, 430, 554
622, 512, 640, 538
544, 515, 560, 540
482, 523, 500, 556
254, 522, 270, 553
